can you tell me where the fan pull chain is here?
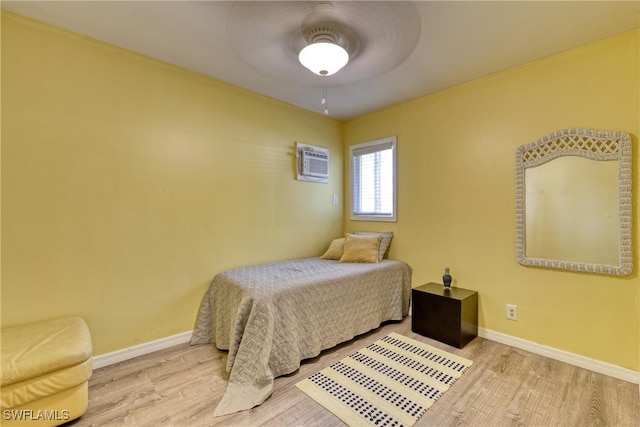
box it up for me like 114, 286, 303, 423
322, 86, 329, 115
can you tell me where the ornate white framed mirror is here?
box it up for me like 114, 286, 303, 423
515, 128, 632, 275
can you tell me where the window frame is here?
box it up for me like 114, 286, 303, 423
349, 136, 398, 222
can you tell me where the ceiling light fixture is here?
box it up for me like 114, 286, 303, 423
298, 27, 349, 76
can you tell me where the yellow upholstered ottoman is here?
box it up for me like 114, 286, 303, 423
1, 317, 93, 426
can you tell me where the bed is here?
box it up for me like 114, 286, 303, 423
190, 233, 412, 416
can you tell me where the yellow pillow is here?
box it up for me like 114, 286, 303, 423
320, 238, 345, 260
339, 233, 382, 263
353, 231, 393, 261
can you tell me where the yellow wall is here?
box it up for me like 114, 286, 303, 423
1, 12, 343, 355
344, 30, 640, 370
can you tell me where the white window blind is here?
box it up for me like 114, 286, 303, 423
350, 137, 397, 222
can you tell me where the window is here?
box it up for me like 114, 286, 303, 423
350, 136, 397, 222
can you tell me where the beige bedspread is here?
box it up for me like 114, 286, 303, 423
190, 257, 412, 416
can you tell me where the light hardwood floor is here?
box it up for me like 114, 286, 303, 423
71, 317, 639, 426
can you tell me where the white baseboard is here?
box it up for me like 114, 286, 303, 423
479, 327, 639, 385
92, 331, 193, 370
92, 328, 639, 385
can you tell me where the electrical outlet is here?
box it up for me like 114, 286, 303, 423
332, 195, 338, 205
506, 304, 518, 321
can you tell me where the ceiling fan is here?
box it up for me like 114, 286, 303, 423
227, 1, 422, 86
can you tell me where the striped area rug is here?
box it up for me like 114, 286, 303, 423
296, 332, 473, 427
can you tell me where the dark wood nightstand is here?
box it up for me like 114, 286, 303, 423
411, 282, 478, 348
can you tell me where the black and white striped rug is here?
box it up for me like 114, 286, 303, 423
296, 332, 473, 426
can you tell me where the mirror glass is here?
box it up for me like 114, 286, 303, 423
515, 129, 632, 275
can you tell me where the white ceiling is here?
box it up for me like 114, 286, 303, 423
3, 1, 639, 120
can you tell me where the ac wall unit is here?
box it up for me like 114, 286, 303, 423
301, 150, 329, 178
